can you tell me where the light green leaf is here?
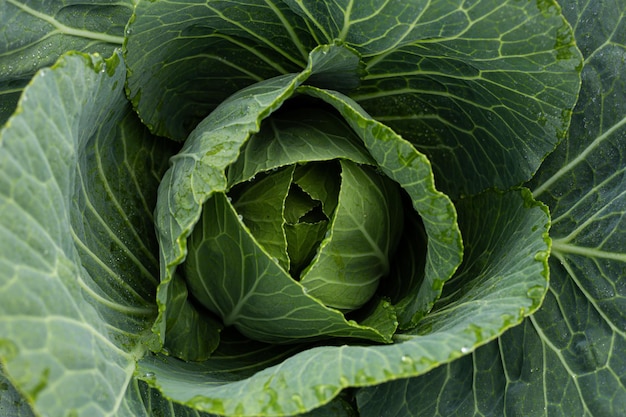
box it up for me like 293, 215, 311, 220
300, 160, 404, 311
298, 86, 462, 327
0, 0, 131, 124
0, 51, 174, 416
231, 165, 294, 270
184, 192, 396, 343
226, 106, 375, 186
364, 2, 626, 415
125, 0, 318, 139
138, 187, 548, 417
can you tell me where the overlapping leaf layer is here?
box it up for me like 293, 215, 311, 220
0, 1, 620, 417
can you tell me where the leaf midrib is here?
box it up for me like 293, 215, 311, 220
7, 0, 125, 45
533, 116, 626, 197
552, 240, 626, 263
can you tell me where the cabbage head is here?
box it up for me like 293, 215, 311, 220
1, 1, 624, 417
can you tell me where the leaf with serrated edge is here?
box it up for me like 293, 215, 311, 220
298, 86, 462, 328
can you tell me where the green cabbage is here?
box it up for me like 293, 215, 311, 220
1, 1, 624, 416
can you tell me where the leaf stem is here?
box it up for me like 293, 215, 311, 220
533, 116, 626, 197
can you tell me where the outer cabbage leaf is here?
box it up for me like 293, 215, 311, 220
340, 0, 582, 197
0, 51, 175, 417
125, 0, 318, 139
0, 0, 131, 124
137, 188, 549, 416
356, 1, 626, 415
126, 0, 582, 197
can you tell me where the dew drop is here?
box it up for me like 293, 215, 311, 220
460, 346, 471, 354
142, 372, 155, 379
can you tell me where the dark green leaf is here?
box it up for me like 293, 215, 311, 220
344, 0, 581, 196
527, 1, 626, 413
361, 2, 626, 415
163, 273, 223, 362
383, 210, 429, 326
284, 0, 470, 55
356, 188, 551, 417
125, 0, 318, 139
0, 0, 130, 124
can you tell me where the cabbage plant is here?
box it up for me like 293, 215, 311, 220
0, 1, 624, 416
